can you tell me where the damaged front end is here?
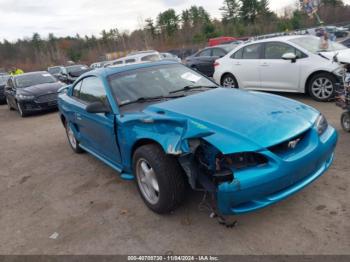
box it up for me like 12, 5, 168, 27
178, 139, 269, 213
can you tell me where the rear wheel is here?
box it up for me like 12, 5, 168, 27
341, 111, 350, 132
221, 74, 238, 89
308, 73, 336, 102
133, 144, 186, 214
65, 122, 84, 153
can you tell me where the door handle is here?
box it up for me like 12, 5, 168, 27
261, 63, 269, 67
234, 62, 241, 66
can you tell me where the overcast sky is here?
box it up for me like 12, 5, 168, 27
1, 0, 349, 41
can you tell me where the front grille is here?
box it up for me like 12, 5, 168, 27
268, 130, 309, 157
35, 93, 58, 103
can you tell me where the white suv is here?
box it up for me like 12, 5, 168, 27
213, 35, 350, 101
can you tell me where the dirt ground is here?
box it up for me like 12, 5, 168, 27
0, 93, 349, 255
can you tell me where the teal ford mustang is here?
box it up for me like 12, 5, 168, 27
58, 61, 338, 215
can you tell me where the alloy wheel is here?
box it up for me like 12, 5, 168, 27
136, 158, 160, 205
311, 77, 334, 100
222, 76, 237, 88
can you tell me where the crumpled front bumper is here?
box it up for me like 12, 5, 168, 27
217, 125, 338, 215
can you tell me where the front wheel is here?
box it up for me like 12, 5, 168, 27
341, 111, 350, 132
308, 73, 336, 102
133, 144, 186, 214
221, 74, 238, 89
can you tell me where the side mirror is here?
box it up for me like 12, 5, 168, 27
86, 101, 110, 114
57, 85, 69, 94
282, 53, 297, 63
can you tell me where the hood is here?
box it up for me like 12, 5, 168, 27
18, 82, 63, 96
145, 88, 319, 154
320, 48, 350, 63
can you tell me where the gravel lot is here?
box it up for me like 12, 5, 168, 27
0, 93, 349, 255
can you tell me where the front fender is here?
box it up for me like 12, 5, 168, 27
116, 113, 214, 172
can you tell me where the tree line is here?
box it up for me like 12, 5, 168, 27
0, 0, 349, 72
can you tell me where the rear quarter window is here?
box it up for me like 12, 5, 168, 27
231, 48, 243, 59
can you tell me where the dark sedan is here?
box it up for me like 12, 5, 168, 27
0, 73, 10, 104
5, 71, 64, 117
184, 45, 237, 77
57, 65, 90, 84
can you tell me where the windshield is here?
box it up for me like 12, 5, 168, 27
108, 64, 217, 105
15, 73, 57, 88
48, 67, 61, 74
0, 74, 9, 85
66, 65, 88, 73
290, 36, 347, 53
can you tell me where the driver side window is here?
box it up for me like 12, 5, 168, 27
264, 42, 295, 59
264, 42, 306, 59
78, 77, 108, 105
72, 80, 83, 98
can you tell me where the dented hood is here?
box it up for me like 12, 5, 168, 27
146, 88, 319, 154
319, 48, 350, 63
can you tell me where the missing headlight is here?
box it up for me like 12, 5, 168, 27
216, 152, 268, 171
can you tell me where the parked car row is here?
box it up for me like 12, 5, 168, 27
315, 26, 349, 38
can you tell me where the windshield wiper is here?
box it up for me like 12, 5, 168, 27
120, 94, 184, 106
169, 85, 217, 94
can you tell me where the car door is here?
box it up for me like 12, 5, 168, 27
259, 42, 302, 92
230, 43, 263, 89
193, 49, 214, 76
71, 76, 122, 165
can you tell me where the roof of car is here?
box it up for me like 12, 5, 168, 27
248, 35, 316, 44
90, 61, 178, 78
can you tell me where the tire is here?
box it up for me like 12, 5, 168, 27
221, 73, 239, 89
6, 97, 14, 111
341, 111, 350, 133
65, 122, 84, 153
16, 101, 28, 117
133, 144, 186, 214
308, 73, 336, 102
